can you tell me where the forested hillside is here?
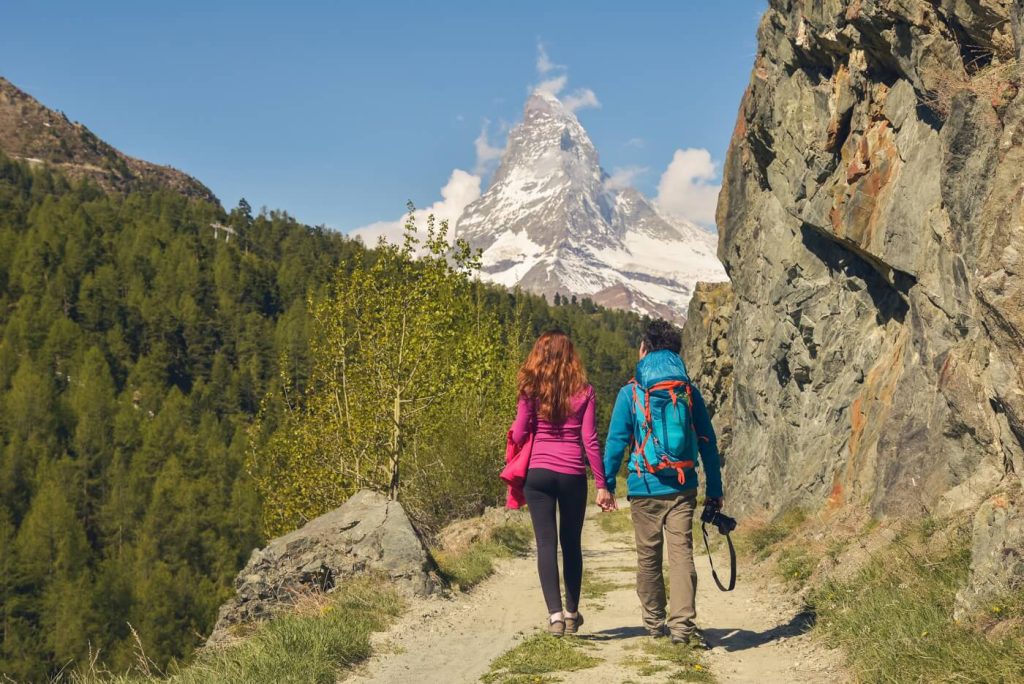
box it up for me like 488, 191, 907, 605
0, 154, 645, 680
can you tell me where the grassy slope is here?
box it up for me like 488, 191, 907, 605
66, 521, 534, 684
738, 512, 1024, 684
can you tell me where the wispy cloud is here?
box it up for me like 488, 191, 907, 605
604, 166, 648, 191
531, 43, 600, 113
536, 42, 563, 75
626, 137, 645, 149
654, 148, 721, 228
474, 119, 505, 175
535, 74, 568, 97
563, 88, 600, 113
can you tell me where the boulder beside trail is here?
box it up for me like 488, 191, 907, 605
207, 489, 440, 646
436, 505, 529, 553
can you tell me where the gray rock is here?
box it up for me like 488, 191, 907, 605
956, 481, 1024, 620
681, 282, 735, 458
684, 0, 1024, 608
206, 490, 440, 645
436, 505, 528, 554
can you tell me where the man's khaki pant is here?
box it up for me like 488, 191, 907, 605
629, 490, 698, 637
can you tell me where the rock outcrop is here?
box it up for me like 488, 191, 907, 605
0, 77, 218, 204
684, 0, 1024, 615
681, 282, 736, 457
956, 479, 1024, 619
207, 490, 439, 645
435, 505, 528, 553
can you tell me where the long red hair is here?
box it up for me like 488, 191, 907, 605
517, 331, 588, 423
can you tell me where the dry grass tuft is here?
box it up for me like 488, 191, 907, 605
924, 58, 1021, 118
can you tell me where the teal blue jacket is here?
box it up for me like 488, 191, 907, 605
602, 350, 723, 499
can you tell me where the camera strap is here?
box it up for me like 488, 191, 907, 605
701, 523, 737, 591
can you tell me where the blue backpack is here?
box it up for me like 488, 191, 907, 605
628, 376, 699, 484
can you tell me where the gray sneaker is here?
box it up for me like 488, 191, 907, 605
671, 628, 709, 649
547, 617, 565, 637
564, 612, 584, 634
646, 623, 668, 638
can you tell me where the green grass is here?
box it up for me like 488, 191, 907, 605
629, 639, 714, 682
596, 508, 633, 536
581, 572, 630, 599
807, 530, 1024, 683
65, 578, 404, 684
433, 521, 533, 589
580, 571, 631, 611
736, 507, 806, 559
482, 633, 601, 683
620, 655, 669, 676
776, 547, 816, 586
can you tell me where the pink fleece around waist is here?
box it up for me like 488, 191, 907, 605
527, 435, 588, 476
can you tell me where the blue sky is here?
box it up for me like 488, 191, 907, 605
2, 1, 765, 232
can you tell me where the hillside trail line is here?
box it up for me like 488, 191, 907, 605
348, 504, 843, 683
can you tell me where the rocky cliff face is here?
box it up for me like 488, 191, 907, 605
0, 77, 217, 204
684, 0, 1024, 613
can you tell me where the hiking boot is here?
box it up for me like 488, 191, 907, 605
547, 617, 565, 637
671, 628, 709, 650
564, 612, 584, 635
646, 623, 668, 638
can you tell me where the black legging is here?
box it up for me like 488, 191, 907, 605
523, 468, 588, 615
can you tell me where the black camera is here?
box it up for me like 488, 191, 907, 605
701, 503, 737, 535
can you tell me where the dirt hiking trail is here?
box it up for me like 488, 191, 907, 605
349, 505, 844, 683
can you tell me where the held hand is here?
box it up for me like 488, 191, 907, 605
596, 488, 617, 511
707, 496, 724, 511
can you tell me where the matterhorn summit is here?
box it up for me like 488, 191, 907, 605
456, 90, 726, 321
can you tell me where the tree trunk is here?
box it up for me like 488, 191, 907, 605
388, 391, 401, 499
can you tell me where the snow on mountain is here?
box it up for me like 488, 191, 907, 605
456, 90, 726, 322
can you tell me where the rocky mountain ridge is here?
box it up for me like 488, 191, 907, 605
0, 76, 217, 203
456, 90, 725, 321
682, 0, 1024, 616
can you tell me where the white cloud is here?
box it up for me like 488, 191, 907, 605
562, 88, 601, 113
536, 42, 563, 75
351, 169, 482, 245
535, 74, 568, 96
531, 43, 599, 113
626, 137, 645, 148
654, 148, 721, 228
603, 166, 648, 191
474, 120, 505, 175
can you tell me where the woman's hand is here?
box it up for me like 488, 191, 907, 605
596, 488, 617, 511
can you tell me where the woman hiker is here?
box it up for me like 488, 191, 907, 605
510, 331, 616, 636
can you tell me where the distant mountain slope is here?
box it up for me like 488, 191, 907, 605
456, 90, 725, 321
0, 76, 217, 203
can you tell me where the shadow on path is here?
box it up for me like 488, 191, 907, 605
704, 611, 816, 652
580, 625, 649, 642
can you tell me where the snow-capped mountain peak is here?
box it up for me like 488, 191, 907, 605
456, 89, 726, 321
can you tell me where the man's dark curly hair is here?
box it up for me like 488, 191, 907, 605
642, 319, 682, 354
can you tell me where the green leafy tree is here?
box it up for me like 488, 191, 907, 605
250, 210, 519, 534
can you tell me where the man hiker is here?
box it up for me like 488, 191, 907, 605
602, 319, 723, 647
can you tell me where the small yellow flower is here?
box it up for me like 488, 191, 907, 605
920, 630, 928, 637
992, 606, 1002, 614
694, 664, 703, 671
